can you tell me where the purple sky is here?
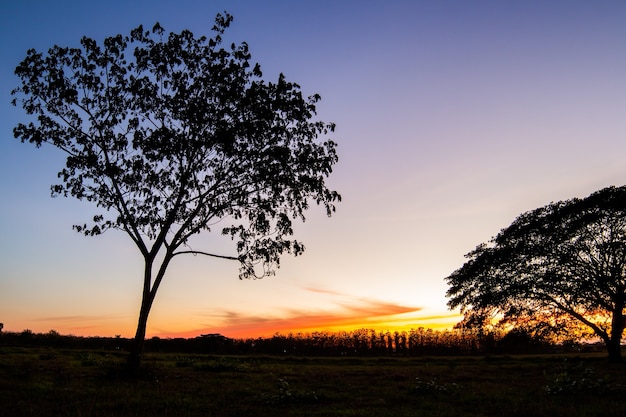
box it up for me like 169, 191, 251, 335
1, 0, 625, 337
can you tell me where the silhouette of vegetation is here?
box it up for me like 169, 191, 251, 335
11, 12, 340, 374
0, 327, 563, 357
446, 186, 626, 362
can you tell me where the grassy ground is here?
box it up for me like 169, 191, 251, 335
1, 347, 625, 417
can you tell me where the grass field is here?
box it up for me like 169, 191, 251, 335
1, 347, 625, 416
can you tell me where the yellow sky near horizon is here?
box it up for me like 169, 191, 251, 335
1, 1, 625, 341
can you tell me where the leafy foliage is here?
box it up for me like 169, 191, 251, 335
445, 186, 626, 361
11, 13, 339, 278
11, 13, 340, 371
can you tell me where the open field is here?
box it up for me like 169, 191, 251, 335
1, 347, 625, 417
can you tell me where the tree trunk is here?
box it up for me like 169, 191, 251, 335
127, 293, 154, 374
605, 298, 624, 363
606, 307, 624, 363
127, 258, 158, 375
606, 338, 622, 363
126, 255, 171, 375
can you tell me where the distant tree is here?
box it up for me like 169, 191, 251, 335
446, 186, 626, 362
11, 13, 340, 373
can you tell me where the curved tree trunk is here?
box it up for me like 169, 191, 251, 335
127, 295, 154, 374
126, 259, 158, 375
126, 254, 173, 375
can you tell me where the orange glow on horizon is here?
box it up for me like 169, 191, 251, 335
150, 303, 463, 340
11, 296, 463, 339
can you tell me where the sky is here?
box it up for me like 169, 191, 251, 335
0, 0, 625, 339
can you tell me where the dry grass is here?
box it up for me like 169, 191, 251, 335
1, 347, 625, 416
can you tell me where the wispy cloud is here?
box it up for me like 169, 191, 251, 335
7, 313, 133, 337
302, 286, 347, 296
33, 314, 127, 323
154, 298, 432, 339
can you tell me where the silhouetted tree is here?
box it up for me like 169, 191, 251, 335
11, 13, 340, 373
496, 329, 551, 354
446, 186, 626, 362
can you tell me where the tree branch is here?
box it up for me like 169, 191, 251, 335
172, 250, 238, 260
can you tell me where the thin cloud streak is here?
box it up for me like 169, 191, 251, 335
26, 314, 131, 336
33, 314, 127, 322
302, 286, 347, 296
155, 298, 430, 338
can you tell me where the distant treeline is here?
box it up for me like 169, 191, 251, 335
0, 327, 592, 356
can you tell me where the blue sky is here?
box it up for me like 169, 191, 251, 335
1, 0, 625, 338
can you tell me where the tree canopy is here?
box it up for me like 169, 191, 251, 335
445, 186, 626, 362
11, 13, 340, 372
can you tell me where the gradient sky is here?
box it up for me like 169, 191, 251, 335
1, 0, 625, 339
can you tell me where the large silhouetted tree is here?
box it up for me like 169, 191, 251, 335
11, 13, 340, 373
446, 186, 626, 362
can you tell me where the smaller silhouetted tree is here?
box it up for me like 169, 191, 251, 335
446, 186, 626, 362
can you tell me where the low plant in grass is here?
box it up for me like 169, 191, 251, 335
412, 377, 460, 395
544, 361, 618, 395
174, 355, 198, 368
174, 355, 250, 372
78, 353, 107, 367
38, 352, 56, 360
260, 378, 319, 405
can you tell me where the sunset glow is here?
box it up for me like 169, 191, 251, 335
153, 303, 463, 340
1, 0, 625, 340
